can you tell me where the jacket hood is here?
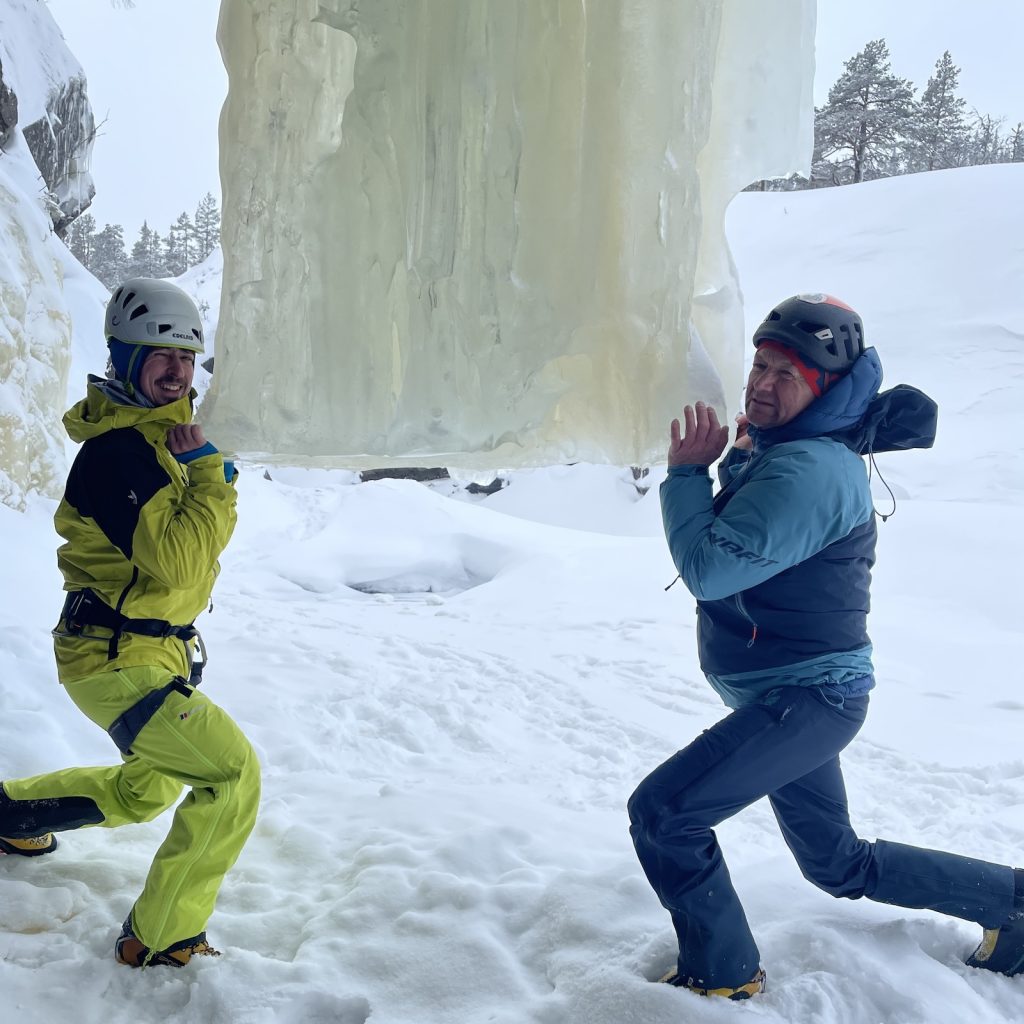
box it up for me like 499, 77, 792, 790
749, 348, 938, 455
63, 375, 195, 443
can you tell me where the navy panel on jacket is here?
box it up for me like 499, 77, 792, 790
64, 429, 171, 560
696, 503, 876, 677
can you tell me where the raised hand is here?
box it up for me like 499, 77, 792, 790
166, 423, 208, 455
667, 402, 730, 467
733, 412, 753, 451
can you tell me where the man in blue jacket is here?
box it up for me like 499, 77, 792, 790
628, 294, 1023, 999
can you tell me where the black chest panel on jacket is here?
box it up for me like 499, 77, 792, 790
64, 429, 172, 560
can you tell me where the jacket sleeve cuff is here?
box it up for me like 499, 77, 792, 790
181, 450, 232, 487
173, 441, 219, 465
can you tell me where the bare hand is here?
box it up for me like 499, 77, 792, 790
166, 423, 208, 455
668, 402, 730, 467
733, 413, 753, 451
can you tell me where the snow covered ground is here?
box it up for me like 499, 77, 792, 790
2, 165, 1023, 1024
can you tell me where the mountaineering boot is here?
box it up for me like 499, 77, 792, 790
0, 783, 58, 855
115, 914, 222, 968
968, 867, 1024, 976
659, 966, 767, 1000
0, 833, 59, 857
965, 912, 1024, 977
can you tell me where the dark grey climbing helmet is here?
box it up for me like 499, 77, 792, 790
752, 293, 865, 372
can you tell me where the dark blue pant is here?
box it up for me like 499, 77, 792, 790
628, 686, 1016, 989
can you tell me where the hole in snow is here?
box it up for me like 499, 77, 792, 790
348, 569, 492, 600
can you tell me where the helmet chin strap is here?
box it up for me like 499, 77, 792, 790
123, 346, 143, 395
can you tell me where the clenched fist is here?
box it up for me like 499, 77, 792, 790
166, 423, 208, 455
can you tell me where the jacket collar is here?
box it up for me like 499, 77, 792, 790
747, 349, 938, 455
63, 375, 196, 444
749, 348, 883, 450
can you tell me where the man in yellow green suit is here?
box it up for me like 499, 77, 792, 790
0, 278, 260, 968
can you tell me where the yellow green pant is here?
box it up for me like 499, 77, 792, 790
3, 666, 260, 954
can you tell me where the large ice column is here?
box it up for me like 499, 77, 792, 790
207, 0, 815, 468
692, 1, 817, 416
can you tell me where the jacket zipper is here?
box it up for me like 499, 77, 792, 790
114, 567, 139, 614
735, 592, 759, 648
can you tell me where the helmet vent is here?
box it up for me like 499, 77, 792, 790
796, 321, 825, 334
157, 323, 173, 334
128, 304, 149, 320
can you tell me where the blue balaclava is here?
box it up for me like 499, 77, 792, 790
107, 338, 152, 394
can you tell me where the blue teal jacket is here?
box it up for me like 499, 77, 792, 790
661, 349, 937, 708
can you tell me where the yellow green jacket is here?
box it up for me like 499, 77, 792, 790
53, 377, 237, 682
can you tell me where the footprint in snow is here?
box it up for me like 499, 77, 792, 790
276, 993, 371, 1024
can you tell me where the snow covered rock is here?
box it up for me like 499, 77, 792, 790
0, 0, 100, 508
0, 0, 96, 233
0, 56, 17, 146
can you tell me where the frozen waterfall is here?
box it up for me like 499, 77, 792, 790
205, 0, 815, 468
0, 0, 95, 508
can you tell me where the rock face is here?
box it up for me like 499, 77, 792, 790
0, 0, 96, 234
206, 0, 815, 469
21, 73, 95, 235
0, 58, 17, 147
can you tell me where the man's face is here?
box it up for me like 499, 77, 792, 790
744, 344, 816, 429
137, 347, 196, 406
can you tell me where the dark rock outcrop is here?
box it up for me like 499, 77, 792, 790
21, 72, 96, 235
0, 5, 97, 236
0, 57, 17, 147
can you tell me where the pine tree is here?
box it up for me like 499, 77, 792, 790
150, 229, 166, 266
966, 114, 1003, 165
911, 51, 968, 172
193, 192, 221, 262
124, 221, 170, 279
814, 39, 915, 185
162, 231, 180, 278
91, 223, 128, 289
66, 212, 97, 269
164, 211, 196, 276
1006, 123, 1023, 162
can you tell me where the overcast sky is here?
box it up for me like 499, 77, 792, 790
44, 0, 1024, 243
